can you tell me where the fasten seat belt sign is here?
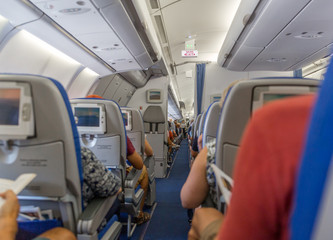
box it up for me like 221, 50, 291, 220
181, 50, 198, 57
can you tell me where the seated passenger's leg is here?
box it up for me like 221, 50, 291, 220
135, 165, 150, 224
137, 165, 149, 211
33, 227, 76, 240
190, 208, 223, 240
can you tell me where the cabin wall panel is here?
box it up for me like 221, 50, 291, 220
67, 68, 100, 99
201, 63, 247, 112
0, 17, 14, 44
127, 76, 169, 119
0, 30, 82, 88
112, 80, 136, 106
101, 75, 122, 99
93, 74, 116, 96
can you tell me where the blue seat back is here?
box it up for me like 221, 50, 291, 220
291, 60, 333, 240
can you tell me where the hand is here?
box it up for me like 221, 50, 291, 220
0, 190, 19, 220
0, 190, 20, 239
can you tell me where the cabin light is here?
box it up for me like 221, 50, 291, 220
97, 47, 121, 51
266, 58, 287, 63
294, 32, 324, 39
59, 8, 90, 14
186, 35, 196, 39
76, 1, 86, 6
294, 34, 323, 39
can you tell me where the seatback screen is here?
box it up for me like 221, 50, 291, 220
74, 107, 100, 127
0, 88, 20, 125
263, 93, 297, 104
122, 110, 132, 131
122, 112, 128, 127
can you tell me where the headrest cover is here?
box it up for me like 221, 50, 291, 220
143, 106, 165, 123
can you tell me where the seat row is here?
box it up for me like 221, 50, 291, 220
0, 74, 156, 239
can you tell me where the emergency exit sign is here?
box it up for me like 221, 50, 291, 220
181, 50, 198, 57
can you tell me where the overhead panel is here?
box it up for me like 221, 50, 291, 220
247, 0, 333, 71
29, 0, 155, 72
219, 0, 333, 71
21, 15, 111, 76
97, 0, 155, 69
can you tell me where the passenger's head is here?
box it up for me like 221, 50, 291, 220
219, 80, 240, 107
86, 94, 103, 99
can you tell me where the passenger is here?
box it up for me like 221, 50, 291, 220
126, 136, 150, 225
190, 134, 199, 159
180, 120, 186, 138
181, 81, 239, 209
188, 119, 194, 143
85, 94, 150, 225
0, 190, 76, 240
188, 94, 315, 240
167, 121, 180, 152
81, 147, 121, 208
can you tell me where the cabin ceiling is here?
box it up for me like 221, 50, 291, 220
147, 0, 241, 116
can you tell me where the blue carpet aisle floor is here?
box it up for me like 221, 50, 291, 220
122, 139, 191, 240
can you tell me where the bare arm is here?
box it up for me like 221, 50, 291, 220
127, 151, 144, 170
181, 146, 209, 209
144, 138, 153, 157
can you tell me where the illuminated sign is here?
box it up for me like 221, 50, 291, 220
181, 50, 198, 57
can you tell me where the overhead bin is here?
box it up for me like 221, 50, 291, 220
27, 0, 158, 72
218, 0, 333, 71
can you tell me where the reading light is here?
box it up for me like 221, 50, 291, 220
294, 34, 323, 39
266, 58, 287, 63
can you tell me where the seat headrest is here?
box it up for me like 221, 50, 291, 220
143, 106, 165, 123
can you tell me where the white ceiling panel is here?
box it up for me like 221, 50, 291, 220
0, 30, 82, 88
152, 0, 241, 116
0, 0, 42, 26
160, 0, 241, 64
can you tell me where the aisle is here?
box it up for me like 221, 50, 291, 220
127, 140, 190, 240
138, 139, 191, 239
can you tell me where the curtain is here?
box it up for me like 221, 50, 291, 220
196, 63, 206, 114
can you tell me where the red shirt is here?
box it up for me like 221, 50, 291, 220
217, 95, 315, 240
126, 136, 135, 157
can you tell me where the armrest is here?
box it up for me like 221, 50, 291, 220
77, 195, 117, 234
125, 168, 142, 188
144, 155, 155, 178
